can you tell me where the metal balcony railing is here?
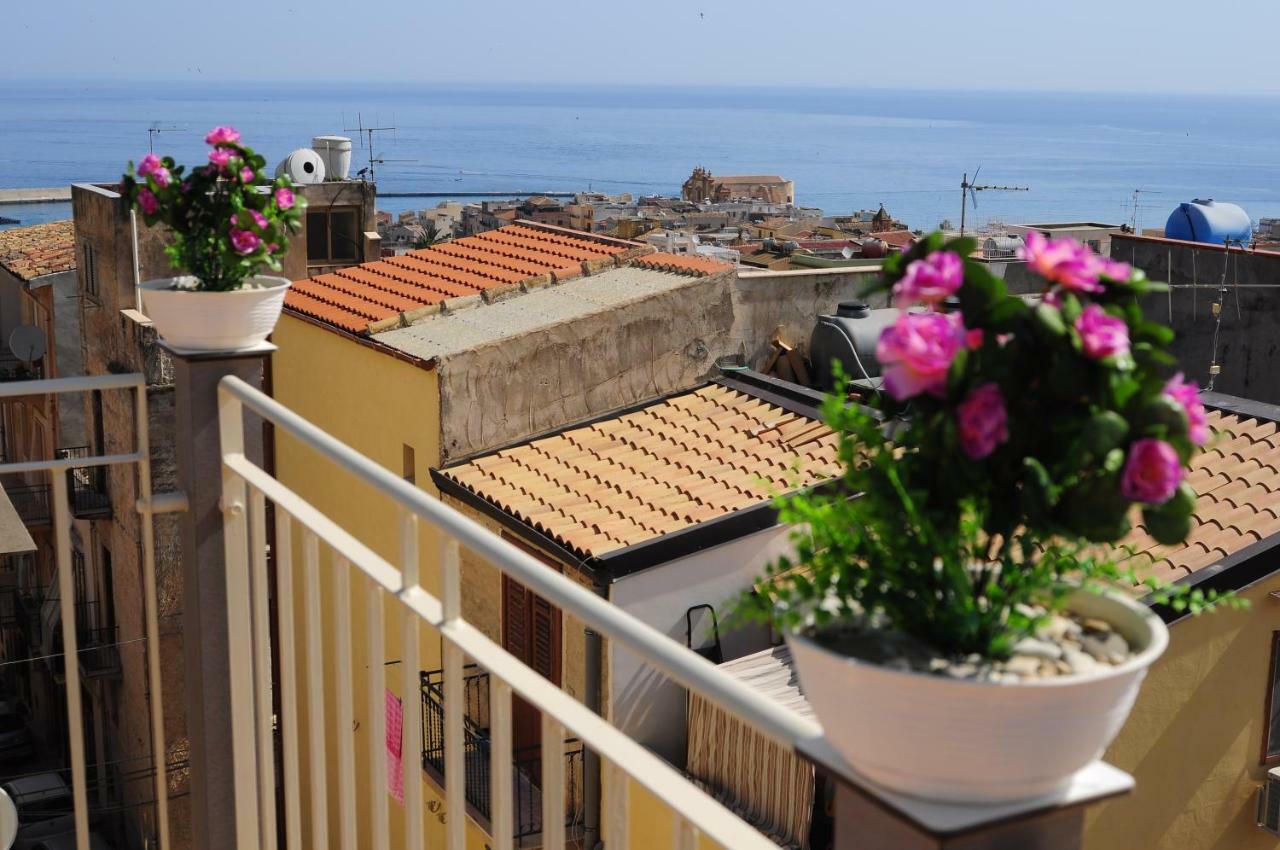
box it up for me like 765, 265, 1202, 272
0, 356, 43, 383
217, 373, 824, 850
421, 667, 585, 842
7, 482, 51, 527
55, 446, 112, 519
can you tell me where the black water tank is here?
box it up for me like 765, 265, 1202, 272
810, 303, 899, 391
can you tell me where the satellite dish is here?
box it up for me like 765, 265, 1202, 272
841, 246, 854, 260
0, 785, 16, 850
9, 325, 46, 363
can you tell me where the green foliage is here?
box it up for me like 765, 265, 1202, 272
121, 138, 306, 291
749, 234, 1241, 659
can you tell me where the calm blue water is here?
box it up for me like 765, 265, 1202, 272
3, 81, 1280, 232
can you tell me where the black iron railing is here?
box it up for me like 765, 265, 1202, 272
0, 356, 42, 383
421, 666, 584, 841
55, 446, 111, 518
7, 483, 51, 526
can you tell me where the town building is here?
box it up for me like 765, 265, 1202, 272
1008, 222, 1125, 258
681, 167, 795, 205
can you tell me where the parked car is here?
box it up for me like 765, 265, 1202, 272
1, 774, 75, 850
0, 705, 32, 762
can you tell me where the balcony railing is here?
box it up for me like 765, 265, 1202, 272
422, 666, 585, 842
0, 356, 43, 383
7, 482, 51, 527
55, 446, 112, 519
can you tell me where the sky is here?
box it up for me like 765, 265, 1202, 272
5, 0, 1280, 94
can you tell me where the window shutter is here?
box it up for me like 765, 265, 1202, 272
503, 575, 529, 662
530, 595, 559, 683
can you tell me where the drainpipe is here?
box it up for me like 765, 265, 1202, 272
583, 581, 606, 849
130, 209, 143, 313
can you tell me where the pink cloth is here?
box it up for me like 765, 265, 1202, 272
386, 689, 404, 805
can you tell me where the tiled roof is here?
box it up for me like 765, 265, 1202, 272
0, 220, 76, 282
285, 223, 645, 335
872, 230, 917, 248
630, 252, 732, 276
1121, 407, 1280, 584
438, 383, 841, 559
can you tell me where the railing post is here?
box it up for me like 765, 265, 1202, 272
169, 341, 275, 850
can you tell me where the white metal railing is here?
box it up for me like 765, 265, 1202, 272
217, 374, 830, 850
0, 373, 169, 850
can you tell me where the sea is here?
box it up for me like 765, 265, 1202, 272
3, 80, 1280, 234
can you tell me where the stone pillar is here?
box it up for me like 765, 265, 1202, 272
170, 343, 272, 850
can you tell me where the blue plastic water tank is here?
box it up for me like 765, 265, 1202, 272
1164, 199, 1252, 245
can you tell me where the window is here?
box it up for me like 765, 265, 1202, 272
1265, 632, 1280, 762
306, 208, 360, 265
82, 240, 98, 300
402, 444, 416, 485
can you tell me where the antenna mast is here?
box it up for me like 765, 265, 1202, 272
147, 122, 186, 153
1129, 188, 1162, 233
343, 112, 398, 183
959, 168, 1030, 237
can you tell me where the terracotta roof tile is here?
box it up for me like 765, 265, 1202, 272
0, 220, 76, 282
285, 222, 643, 335
439, 383, 839, 560
1117, 407, 1280, 584
631, 251, 732, 277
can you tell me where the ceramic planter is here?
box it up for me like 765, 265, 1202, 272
138, 275, 290, 352
786, 589, 1168, 804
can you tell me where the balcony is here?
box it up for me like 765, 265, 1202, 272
55, 446, 112, 519
422, 666, 585, 845
0, 355, 43, 383
75, 601, 121, 679
6, 482, 50, 528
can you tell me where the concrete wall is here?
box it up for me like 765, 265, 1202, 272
1085, 578, 1280, 850
607, 525, 788, 766
1112, 234, 1280, 404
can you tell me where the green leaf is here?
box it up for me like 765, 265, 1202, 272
1083, 411, 1129, 455
1145, 503, 1192, 545
1033, 303, 1067, 337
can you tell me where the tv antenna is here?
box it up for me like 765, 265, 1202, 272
343, 112, 408, 183
147, 123, 186, 153
1129, 187, 1162, 233
959, 167, 1030, 237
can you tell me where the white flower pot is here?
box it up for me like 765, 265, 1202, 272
138, 275, 291, 352
786, 589, 1168, 804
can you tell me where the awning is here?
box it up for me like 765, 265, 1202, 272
686, 645, 815, 850
0, 484, 36, 555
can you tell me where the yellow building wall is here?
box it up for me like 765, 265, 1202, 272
272, 314, 491, 850
1086, 578, 1280, 850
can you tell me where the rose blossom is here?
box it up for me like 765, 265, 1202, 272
1019, 231, 1103, 294
240, 166, 255, 183
965, 328, 985, 350
892, 250, 962, 308
956, 383, 1009, 460
1164, 372, 1209, 444
136, 153, 162, 178
249, 210, 268, 230
205, 125, 241, 146
876, 311, 966, 400
208, 148, 232, 172
1120, 438, 1183, 504
1075, 304, 1130, 360
151, 166, 171, 188
1094, 256, 1132, 283
274, 187, 295, 210
230, 228, 261, 255
137, 188, 159, 215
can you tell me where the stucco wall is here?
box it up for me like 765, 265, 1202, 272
1112, 235, 1280, 404
1085, 578, 1280, 850
607, 525, 788, 765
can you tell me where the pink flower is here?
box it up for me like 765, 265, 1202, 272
240, 166, 255, 183
1020, 231, 1103, 294
266, 242, 280, 254
274, 187, 295, 210
1164, 372, 1209, 444
137, 153, 162, 178
137, 188, 159, 215
876, 311, 966, 401
957, 383, 1009, 460
249, 210, 268, 230
965, 328, 985, 350
1075, 304, 1130, 360
1094, 257, 1132, 283
1121, 439, 1183, 504
892, 250, 963, 308
151, 166, 172, 188
208, 148, 232, 172
205, 125, 241, 146
230, 228, 261, 255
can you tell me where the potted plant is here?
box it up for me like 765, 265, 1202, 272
122, 126, 305, 351
753, 232, 1238, 804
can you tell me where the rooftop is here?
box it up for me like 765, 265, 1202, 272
284, 222, 648, 335
0, 219, 76, 282
433, 376, 840, 564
